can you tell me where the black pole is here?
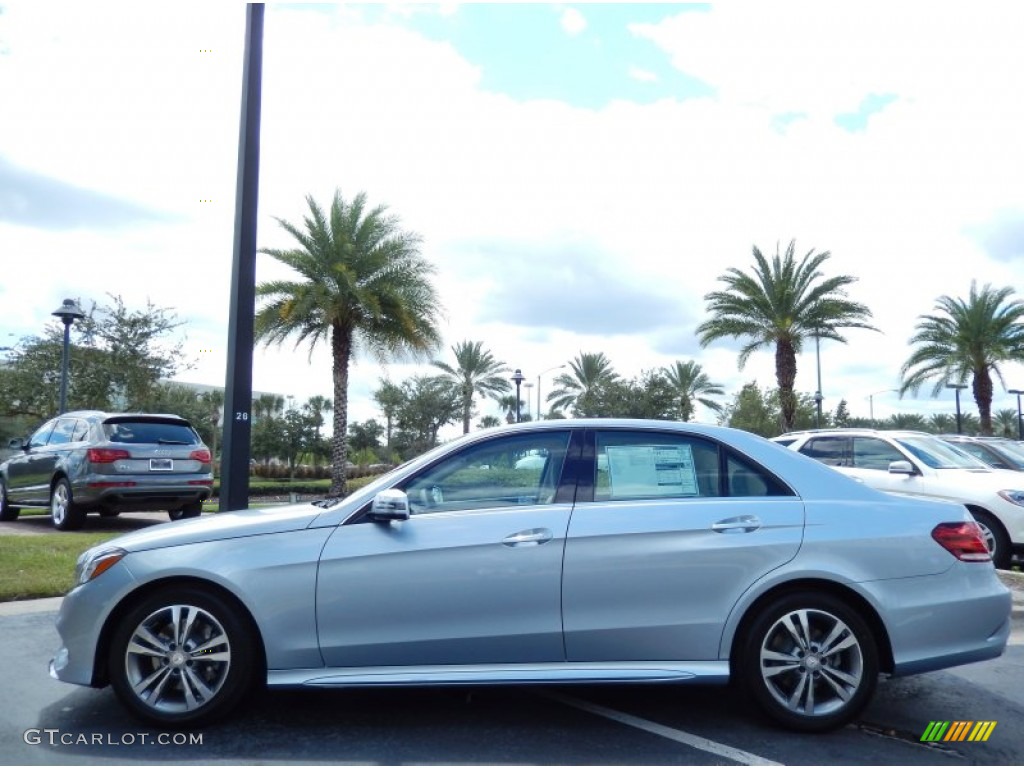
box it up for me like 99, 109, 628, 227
955, 389, 963, 434
515, 381, 522, 423
1019, 394, 1023, 442
220, 3, 264, 513
58, 320, 71, 414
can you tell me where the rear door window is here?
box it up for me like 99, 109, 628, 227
46, 419, 79, 446
799, 436, 848, 467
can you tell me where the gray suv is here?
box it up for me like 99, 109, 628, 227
0, 411, 212, 530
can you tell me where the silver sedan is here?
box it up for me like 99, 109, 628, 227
50, 419, 1011, 732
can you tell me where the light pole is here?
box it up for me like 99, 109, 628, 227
51, 299, 86, 414
536, 364, 566, 421
511, 369, 525, 423
1009, 389, 1024, 441
813, 328, 824, 428
947, 383, 967, 434
868, 388, 899, 428
523, 382, 534, 420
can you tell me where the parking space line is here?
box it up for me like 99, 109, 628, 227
544, 692, 782, 766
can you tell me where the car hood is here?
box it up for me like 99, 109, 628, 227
895, 466, 1024, 499
105, 504, 325, 553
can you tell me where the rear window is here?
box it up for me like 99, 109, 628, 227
102, 420, 199, 445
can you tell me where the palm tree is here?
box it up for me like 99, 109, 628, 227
432, 340, 511, 433
662, 360, 724, 422
885, 412, 928, 430
304, 395, 333, 465
899, 282, 1024, 436
255, 190, 442, 494
993, 408, 1019, 438
252, 393, 284, 420
198, 389, 224, 467
373, 379, 405, 451
697, 240, 877, 432
547, 352, 618, 415
927, 413, 955, 434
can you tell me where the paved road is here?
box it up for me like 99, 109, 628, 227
1, 598, 1022, 765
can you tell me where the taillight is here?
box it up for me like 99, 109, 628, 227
188, 479, 214, 486
87, 448, 131, 464
931, 522, 992, 562
189, 449, 212, 463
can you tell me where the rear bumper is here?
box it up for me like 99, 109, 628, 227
74, 479, 212, 511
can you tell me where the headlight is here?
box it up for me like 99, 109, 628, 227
997, 490, 1024, 507
74, 546, 127, 586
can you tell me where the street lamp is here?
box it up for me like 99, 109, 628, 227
51, 298, 86, 414
511, 369, 525, 423
536, 364, 566, 421
946, 383, 967, 434
1009, 389, 1024, 441
813, 328, 824, 428
868, 388, 899, 428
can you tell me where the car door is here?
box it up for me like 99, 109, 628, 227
848, 436, 927, 495
316, 428, 580, 668
6, 419, 57, 504
561, 428, 804, 662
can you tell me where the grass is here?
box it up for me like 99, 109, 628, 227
0, 533, 120, 602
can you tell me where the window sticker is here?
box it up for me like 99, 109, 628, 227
605, 444, 698, 498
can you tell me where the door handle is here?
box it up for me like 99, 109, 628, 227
502, 528, 553, 546
711, 515, 761, 534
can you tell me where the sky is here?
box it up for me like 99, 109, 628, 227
2, 1, 1024, 434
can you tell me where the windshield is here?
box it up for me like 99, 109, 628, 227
894, 436, 990, 469
983, 440, 1024, 469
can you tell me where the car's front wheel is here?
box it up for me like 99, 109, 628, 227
970, 510, 1011, 570
739, 592, 879, 732
51, 478, 85, 531
0, 478, 19, 521
108, 587, 256, 727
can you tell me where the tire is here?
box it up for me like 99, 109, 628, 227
0, 479, 19, 522
168, 500, 203, 522
738, 591, 879, 732
51, 478, 85, 531
107, 587, 256, 727
970, 510, 1011, 570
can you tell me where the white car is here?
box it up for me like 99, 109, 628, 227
773, 429, 1024, 569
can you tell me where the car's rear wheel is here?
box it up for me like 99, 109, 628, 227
739, 592, 878, 732
108, 587, 255, 727
168, 500, 203, 522
0, 478, 19, 521
970, 510, 1011, 570
51, 478, 85, 531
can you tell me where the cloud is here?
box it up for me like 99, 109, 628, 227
0, 157, 174, 231
966, 210, 1024, 264
628, 66, 658, 83
559, 8, 587, 37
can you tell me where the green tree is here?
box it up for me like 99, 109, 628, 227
886, 413, 928, 430
255, 190, 442, 494
476, 415, 502, 430
585, 371, 678, 419
899, 282, 1024, 436
547, 352, 618, 415
392, 376, 462, 457
833, 398, 850, 427
723, 382, 779, 437
303, 395, 333, 465
993, 408, 1019, 438
0, 295, 188, 418
697, 240, 876, 433
348, 419, 385, 453
280, 405, 317, 480
432, 340, 511, 434
661, 360, 724, 422
927, 413, 955, 434
373, 379, 405, 450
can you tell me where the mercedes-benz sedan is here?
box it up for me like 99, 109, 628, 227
51, 420, 1010, 732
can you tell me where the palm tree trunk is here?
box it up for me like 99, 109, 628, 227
330, 324, 351, 496
775, 338, 798, 432
462, 384, 471, 434
974, 369, 994, 436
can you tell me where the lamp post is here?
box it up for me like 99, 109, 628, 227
511, 369, 525, 423
51, 299, 86, 414
868, 388, 899, 428
813, 328, 824, 428
536, 364, 566, 421
523, 382, 534, 421
947, 383, 967, 434
1009, 389, 1024, 441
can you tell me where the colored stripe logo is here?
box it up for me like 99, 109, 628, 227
921, 721, 996, 742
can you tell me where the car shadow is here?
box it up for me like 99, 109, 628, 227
1, 511, 181, 535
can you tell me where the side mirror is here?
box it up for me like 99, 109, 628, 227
888, 460, 916, 475
369, 489, 410, 521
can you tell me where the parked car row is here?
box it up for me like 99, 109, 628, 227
51, 419, 1010, 733
0, 411, 213, 530
772, 429, 1024, 569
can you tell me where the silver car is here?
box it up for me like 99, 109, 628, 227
50, 419, 1010, 732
